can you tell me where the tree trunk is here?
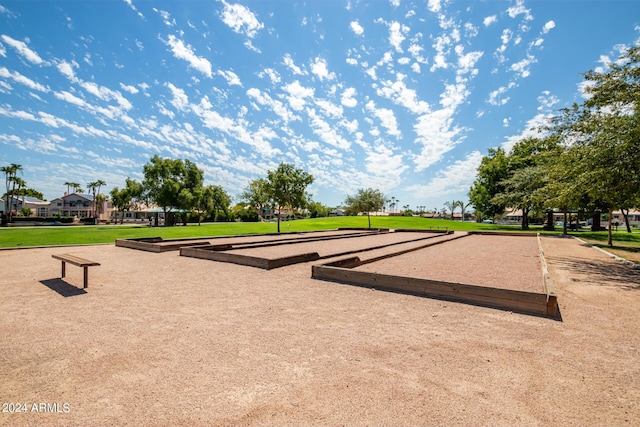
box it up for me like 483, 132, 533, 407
544, 211, 554, 231
367, 212, 371, 229
563, 208, 568, 236
622, 208, 632, 233
276, 207, 281, 233
607, 208, 613, 247
591, 212, 602, 231
521, 207, 529, 230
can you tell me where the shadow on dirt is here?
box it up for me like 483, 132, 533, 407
547, 254, 640, 291
39, 278, 87, 297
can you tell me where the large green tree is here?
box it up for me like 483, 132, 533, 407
468, 148, 509, 222
142, 155, 204, 226
494, 137, 561, 230
549, 45, 640, 245
193, 185, 231, 225
241, 178, 273, 219
344, 188, 386, 228
110, 178, 143, 224
242, 163, 314, 233
267, 163, 314, 233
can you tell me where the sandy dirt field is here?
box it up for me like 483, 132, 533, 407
1, 234, 639, 426
217, 230, 446, 259
354, 234, 542, 292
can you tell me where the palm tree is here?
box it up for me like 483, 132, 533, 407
2, 163, 22, 222
459, 200, 472, 222
64, 181, 81, 195
87, 180, 107, 219
13, 177, 26, 210
2, 165, 12, 221
443, 200, 457, 220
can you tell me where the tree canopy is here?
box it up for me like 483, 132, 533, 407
242, 162, 314, 233
142, 155, 204, 226
344, 188, 386, 228
469, 44, 640, 244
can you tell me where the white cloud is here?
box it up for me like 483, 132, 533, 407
455, 45, 483, 75
542, 20, 555, 34
54, 90, 86, 107
123, 0, 144, 19
341, 87, 358, 108
427, 0, 442, 13
406, 151, 484, 200
350, 20, 364, 36
364, 144, 407, 187
282, 80, 314, 111
0, 67, 48, 92
0, 35, 44, 64
431, 34, 451, 71
483, 15, 497, 27
310, 57, 335, 81
246, 87, 298, 123
413, 99, 465, 172
501, 113, 551, 152
536, 90, 560, 111
389, 21, 408, 52
510, 54, 536, 78
488, 82, 516, 106
258, 68, 281, 84
219, 0, 264, 38
507, 0, 533, 21
156, 9, 175, 26
218, 69, 242, 86
315, 99, 343, 119
119, 83, 139, 94
165, 35, 212, 78
308, 108, 351, 149
375, 73, 430, 114
283, 54, 305, 75
165, 83, 189, 111
366, 100, 401, 137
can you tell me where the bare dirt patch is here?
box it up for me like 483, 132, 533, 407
1, 235, 639, 426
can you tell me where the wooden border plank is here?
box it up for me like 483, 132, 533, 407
312, 264, 555, 317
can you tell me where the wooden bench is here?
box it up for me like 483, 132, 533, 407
52, 254, 101, 289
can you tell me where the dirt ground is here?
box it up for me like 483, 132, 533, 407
354, 234, 542, 292
1, 234, 639, 426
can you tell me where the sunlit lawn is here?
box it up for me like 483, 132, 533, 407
0, 216, 512, 248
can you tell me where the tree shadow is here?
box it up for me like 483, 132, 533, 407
547, 254, 640, 291
39, 278, 87, 297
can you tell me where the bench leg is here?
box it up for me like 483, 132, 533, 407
83, 267, 89, 289
61, 261, 66, 278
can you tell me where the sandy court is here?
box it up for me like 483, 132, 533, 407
1, 234, 639, 426
151, 229, 378, 250
354, 234, 543, 292
206, 230, 448, 259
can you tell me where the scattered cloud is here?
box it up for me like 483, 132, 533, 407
219, 0, 264, 39
1, 35, 45, 64
218, 69, 242, 86
350, 20, 364, 36
164, 35, 213, 77
483, 15, 497, 27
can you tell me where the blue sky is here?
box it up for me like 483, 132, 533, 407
1, 0, 639, 210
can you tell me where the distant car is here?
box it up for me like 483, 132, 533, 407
482, 219, 493, 224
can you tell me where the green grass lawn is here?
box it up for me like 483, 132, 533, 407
1, 216, 639, 264
0, 216, 512, 248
